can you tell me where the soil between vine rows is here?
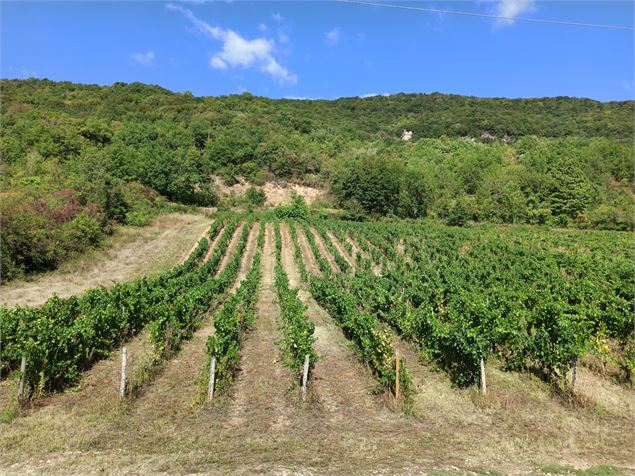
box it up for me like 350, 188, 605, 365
0, 220, 633, 475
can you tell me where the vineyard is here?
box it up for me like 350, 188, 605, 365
0, 213, 632, 474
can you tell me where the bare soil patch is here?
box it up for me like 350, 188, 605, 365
325, 230, 355, 270
309, 226, 339, 273
0, 213, 211, 308
295, 224, 320, 275
280, 224, 382, 424
215, 223, 245, 277
201, 222, 226, 264
226, 224, 295, 431
211, 176, 327, 206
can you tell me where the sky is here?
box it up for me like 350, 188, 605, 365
2, 1, 633, 101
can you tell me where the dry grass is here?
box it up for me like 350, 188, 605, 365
0, 221, 633, 475
0, 212, 212, 308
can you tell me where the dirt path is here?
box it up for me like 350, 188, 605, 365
180, 225, 213, 264
295, 224, 320, 275
280, 224, 380, 424
0, 213, 212, 308
215, 223, 245, 277
228, 223, 259, 293
130, 222, 258, 416
326, 230, 355, 270
226, 224, 294, 431
201, 223, 226, 264
309, 226, 339, 273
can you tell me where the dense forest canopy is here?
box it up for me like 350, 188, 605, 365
1, 78, 633, 280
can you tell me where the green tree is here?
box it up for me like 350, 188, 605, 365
546, 157, 596, 220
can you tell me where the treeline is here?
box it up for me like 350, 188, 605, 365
0, 79, 633, 279
330, 137, 633, 229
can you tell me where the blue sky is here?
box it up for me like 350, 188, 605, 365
2, 1, 633, 101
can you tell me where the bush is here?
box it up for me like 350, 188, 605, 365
587, 205, 633, 231
274, 192, 309, 220
446, 196, 478, 227
125, 210, 154, 226
60, 212, 103, 251
244, 186, 266, 207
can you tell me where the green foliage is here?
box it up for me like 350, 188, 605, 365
274, 192, 309, 220
0, 219, 225, 394
204, 222, 263, 393
334, 219, 634, 386
547, 157, 596, 220
294, 223, 412, 399
330, 138, 633, 229
332, 156, 403, 217
244, 186, 266, 207
0, 180, 166, 281
1, 79, 634, 283
273, 222, 317, 383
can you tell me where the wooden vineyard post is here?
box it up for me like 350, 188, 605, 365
395, 351, 401, 400
120, 347, 127, 400
480, 357, 487, 395
18, 356, 26, 401
301, 354, 310, 399
571, 356, 578, 391
207, 356, 216, 403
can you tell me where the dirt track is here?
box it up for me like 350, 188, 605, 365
227, 224, 295, 431
310, 226, 339, 273
280, 224, 380, 424
0, 213, 211, 308
326, 230, 355, 270
130, 222, 257, 417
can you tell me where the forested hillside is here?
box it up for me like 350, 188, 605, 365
1, 79, 633, 280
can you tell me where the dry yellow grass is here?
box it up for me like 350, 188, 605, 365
0, 220, 633, 475
0, 212, 211, 308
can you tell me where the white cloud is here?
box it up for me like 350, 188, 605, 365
494, 0, 535, 26
130, 50, 155, 65
283, 96, 322, 100
258, 23, 268, 32
325, 27, 341, 45
360, 92, 391, 98
272, 12, 283, 23
8, 67, 38, 78
278, 32, 289, 44
167, 4, 296, 84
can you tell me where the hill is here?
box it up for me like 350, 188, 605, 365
1, 79, 633, 280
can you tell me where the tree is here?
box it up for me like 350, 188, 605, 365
546, 157, 596, 220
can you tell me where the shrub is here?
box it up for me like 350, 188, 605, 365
274, 192, 309, 220
244, 186, 266, 207
60, 212, 103, 251
125, 210, 154, 226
